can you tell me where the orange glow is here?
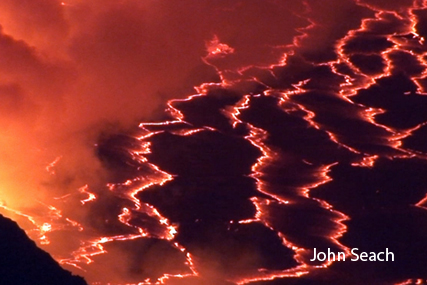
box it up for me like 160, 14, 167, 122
206, 35, 235, 57
78, 185, 97, 205
1, 0, 427, 284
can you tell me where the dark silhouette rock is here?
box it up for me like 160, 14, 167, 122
0, 214, 87, 285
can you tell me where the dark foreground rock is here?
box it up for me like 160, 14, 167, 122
0, 214, 87, 285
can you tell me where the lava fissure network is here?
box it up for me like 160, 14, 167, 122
2, 0, 427, 284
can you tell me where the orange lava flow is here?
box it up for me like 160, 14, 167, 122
220, 95, 351, 283
3, 1, 427, 284
65, 1, 427, 283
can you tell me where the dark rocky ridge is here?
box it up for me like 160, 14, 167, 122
0, 214, 87, 285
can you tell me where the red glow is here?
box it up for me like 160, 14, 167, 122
1, 0, 427, 284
